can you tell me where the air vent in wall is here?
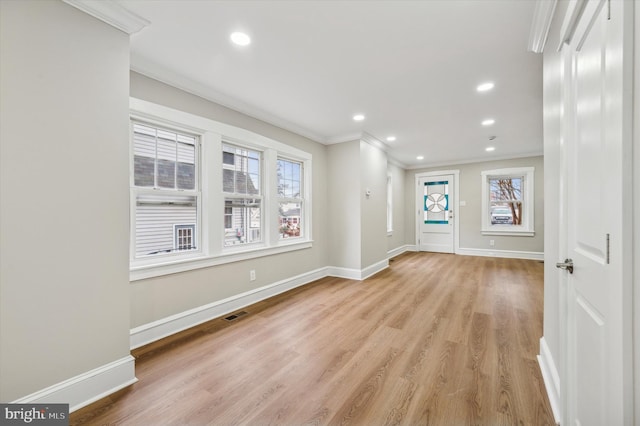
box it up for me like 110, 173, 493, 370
224, 311, 248, 321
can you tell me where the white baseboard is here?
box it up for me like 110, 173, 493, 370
457, 247, 544, 261
328, 259, 389, 281
387, 244, 413, 259
361, 259, 389, 280
12, 355, 137, 413
537, 337, 562, 424
130, 267, 329, 349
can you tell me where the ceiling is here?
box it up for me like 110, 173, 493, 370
119, 0, 543, 168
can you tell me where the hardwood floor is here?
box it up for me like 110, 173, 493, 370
71, 252, 555, 425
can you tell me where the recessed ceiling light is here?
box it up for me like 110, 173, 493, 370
386, 136, 396, 142
230, 32, 251, 46
482, 119, 495, 126
485, 146, 496, 152
477, 82, 495, 92
353, 114, 365, 121
416, 155, 424, 160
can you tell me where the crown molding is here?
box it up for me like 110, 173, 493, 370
131, 58, 328, 144
528, 0, 558, 53
62, 0, 150, 34
406, 150, 543, 170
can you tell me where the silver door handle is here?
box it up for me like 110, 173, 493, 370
556, 258, 574, 274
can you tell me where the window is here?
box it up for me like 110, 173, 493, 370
130, 98, 312, 280
131, 122, 199, 258
277, 158, 303, 239
387, 173, 393, 234
481, 167, 534, 236
223, 144, 262, 246
174, 224, 196, 250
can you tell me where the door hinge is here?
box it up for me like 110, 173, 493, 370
606, 233, 610, 264
607, 0, 611, 20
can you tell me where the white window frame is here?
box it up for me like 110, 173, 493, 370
174, 224, 196, 251
130, 121, 201, 263
130, 98, 313, 281
481, 167, 535, 236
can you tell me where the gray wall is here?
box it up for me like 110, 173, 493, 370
387, 161, 406, 253
130, 72, 329, 328
405, 156, 544, 253
359, 141, 388, 269
0, 0, 131, 401
327, 141, 361, 270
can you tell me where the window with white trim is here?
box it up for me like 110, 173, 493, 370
223, 144, 262, 246
129, 98, 313, 280
131, 122, 200, 258
481, 167, 535, 236
277, 158, 303, 239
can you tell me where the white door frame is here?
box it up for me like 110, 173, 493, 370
555, 0, 635, 424
415, 170, 460, 253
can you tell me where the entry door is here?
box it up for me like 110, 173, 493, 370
417, 174, 454, 253
560, 0, 631, 423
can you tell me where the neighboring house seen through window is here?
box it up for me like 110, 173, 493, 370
132, 122, 199, 258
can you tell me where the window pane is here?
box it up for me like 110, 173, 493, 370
279, 202, 301, 239
277, 158, 302, 198
489, 177, 523, 225
135, 194, 197, 257
224, 198, 261, 246
133, 122, 198, 191
222, 144, 261, 195
489, 177, 522, 201
177, 142, 195, 190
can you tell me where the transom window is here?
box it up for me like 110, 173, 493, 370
481, 167, 534, 236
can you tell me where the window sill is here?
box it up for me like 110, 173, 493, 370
481, 229, 535, 237
130, 240, 313, 281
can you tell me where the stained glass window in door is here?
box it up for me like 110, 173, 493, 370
424, 181, 449, 224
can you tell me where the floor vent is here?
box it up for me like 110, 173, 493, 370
224, 311, 248, 322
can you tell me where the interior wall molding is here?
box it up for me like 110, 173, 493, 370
62, 0, 150, 34
457, 247, 544, 261
538, 337, 562, 424
528, 0, 559, 53
12, 355, 137, 413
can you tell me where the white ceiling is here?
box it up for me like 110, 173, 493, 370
119, 0, 543, 168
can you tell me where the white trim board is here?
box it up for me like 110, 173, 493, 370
538, 337, 562, 424
387, 244, 413, 259
457, 248, 544, 261
12, 356, 137, 413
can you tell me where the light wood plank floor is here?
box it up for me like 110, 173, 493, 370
71, 252, 555, 425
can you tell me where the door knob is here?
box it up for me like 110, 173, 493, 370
556, 258, 574, 274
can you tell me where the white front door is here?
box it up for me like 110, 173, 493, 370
559, 0, 633, 424
417, 173, 455, 253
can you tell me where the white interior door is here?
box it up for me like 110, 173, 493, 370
417, 173, 454, 253
560, 0, 632, 424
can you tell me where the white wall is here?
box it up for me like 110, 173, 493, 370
405, 156, 544, 254
541, 0, 569, 400
130, 72, 330, 328
634, 1, 640, 420
0, 0, 131, 401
